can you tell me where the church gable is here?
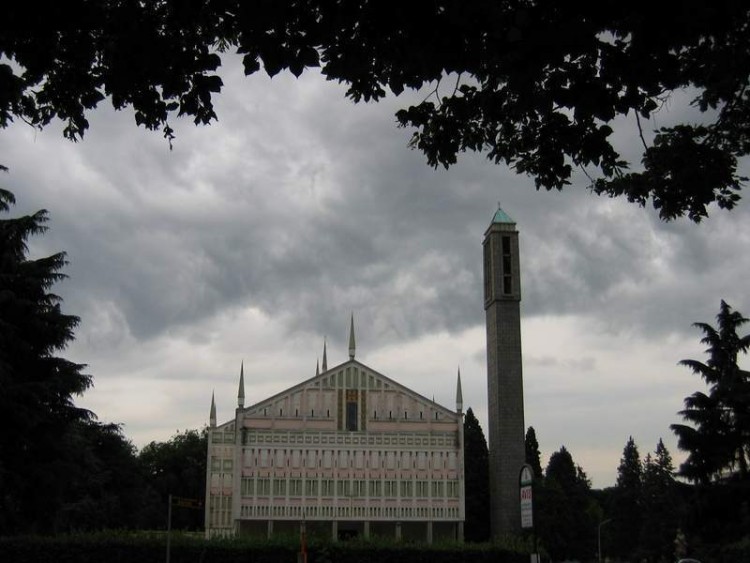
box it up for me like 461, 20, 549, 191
237, 359, 458, 430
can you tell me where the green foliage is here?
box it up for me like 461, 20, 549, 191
682, 478, 750, 560
616, 436, 642, 490
463, 407, 490, 542
668, 302, 750, 556
0, 533, 529, 563
0, 189, 92, 533
3, 3, 750, 220
535, 446, 598, 561
638, 440, 683, 562
719, 534, 750, 562
524, 426, 543, 480
611, 436, 643, 559
54, 420, 155, 532
671, 300, 750, 483
601, 433, 748, 558
599, 438, 685, 561
0, 192, 210, 533
308, 538, 528, 563
137, 428, 208, 530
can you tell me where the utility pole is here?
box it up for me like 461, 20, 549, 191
166, 494, 173, 563
598, 518, 612, 563
298, 511, 308, 563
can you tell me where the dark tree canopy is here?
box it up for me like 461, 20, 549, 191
616, 436, 642, 491
525, 425, 543, 479
537, 446, 598, 561
671, 300, 750, 483
0, 190, 215, 533
639, 440, 682, 562
463, 408, 490, 542
0, 189, 92, 533
138, 428, 208, 530
55, 420, 156, 532
3, 2, 750, 221
611, 436, 643, 560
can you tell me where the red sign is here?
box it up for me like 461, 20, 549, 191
520, 485, 533, 528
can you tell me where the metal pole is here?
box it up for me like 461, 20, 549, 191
166, 494, 172, 563
598, 518, 612, 563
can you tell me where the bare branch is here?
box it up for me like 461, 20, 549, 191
452, 73, 462, 97
580, 165, 595, 184
421, 78, 442, 107
635, 110, 649, 152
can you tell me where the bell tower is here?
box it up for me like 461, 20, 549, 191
483, 205, 525, 538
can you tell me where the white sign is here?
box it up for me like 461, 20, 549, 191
520, 484, 533, 528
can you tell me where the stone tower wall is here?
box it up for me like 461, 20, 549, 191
483, 221, 525, 538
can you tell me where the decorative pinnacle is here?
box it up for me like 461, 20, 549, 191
456, 367, 463, 412
348, 313, 356, 360
237, 361, 245, 408
315, 358, 320, 377
210, 391, 217, 427
322, 337, 328, 372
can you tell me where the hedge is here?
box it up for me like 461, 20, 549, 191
0, 533, 529, 563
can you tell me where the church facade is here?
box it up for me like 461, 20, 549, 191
205, 205, 526, 542
205, 319, 466, 542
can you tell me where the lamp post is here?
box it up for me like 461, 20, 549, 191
598, 518, 612, 563
298, 510, 307, 563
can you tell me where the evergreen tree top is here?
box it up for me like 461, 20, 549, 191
616, 436, 643, 490
672, 301, 750, 483
0, 191, 93, 533
525, 426, 543, 479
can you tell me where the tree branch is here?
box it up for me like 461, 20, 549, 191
635, 110, 649, 152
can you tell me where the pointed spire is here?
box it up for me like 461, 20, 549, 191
491, 203, 515, 225
455, 367, 463, 413
237, 361, 245, 408
322, 337, 328, 372
315, 358, 320, 377
210, 391, 217, 427
348, 313, 356, 360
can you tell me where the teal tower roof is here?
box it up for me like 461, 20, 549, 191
491, 205, 515, 224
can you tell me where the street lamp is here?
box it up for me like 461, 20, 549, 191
598, 518, 612, 563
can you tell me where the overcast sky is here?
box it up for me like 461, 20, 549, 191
2, 56, 748, 488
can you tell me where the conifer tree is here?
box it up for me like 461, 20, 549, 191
672, 301, 750, 483
537, 446, 597, 561
639, 439, 681, 562
463, 407, 490, 542
611, 436, 643, 560
525, 426, 543, 479
0, 189, 92, 533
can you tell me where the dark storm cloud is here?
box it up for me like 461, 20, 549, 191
4, 61, 749, 488
2, 59, 748, 356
